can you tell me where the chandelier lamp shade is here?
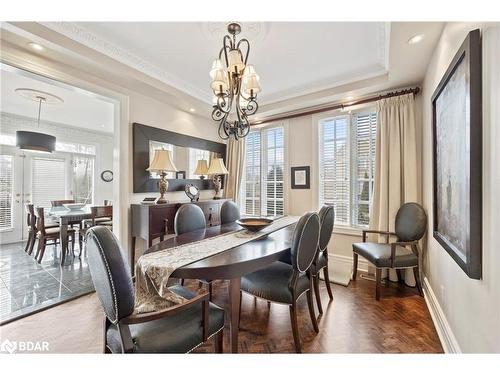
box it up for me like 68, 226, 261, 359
210, 22, 261, 140
15, 88, 61, 153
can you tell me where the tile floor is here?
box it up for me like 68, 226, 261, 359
0, 241, 94, 324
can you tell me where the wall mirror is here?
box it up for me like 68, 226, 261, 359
133, 123, 226, 193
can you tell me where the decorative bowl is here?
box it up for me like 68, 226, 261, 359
236, 218, 274, 232
63, 203, 85, 211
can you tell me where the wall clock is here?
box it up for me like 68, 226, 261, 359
101, 170, 113, 182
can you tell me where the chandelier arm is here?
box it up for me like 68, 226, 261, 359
237, 39, 250, 66
222, 35, 233, 68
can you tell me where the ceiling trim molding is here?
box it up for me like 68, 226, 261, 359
40, 22, 212, 104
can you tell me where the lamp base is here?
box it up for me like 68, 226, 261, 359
156, 198, 168, 204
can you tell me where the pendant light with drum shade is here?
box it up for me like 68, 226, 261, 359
15, 88, 62, 153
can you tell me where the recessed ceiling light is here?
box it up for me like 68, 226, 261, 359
28, 42, 44, 51
189, 108, 195, 112
408, 34, 425, 45
346, 96, 354, 100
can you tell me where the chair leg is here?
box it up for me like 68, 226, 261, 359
37, 239, 46, 264
352, 252, 359, 280
375, 268, 382, 301
396, 269, 404, 284
28, 236, 36, 255
180, 279, 185, 286
24, 233, 32, 253
323, 265, 334, 300
313, 274, 323, 316
289, 304, 302, 353
215, 330, 223, 353
238, 291, 242, 323
208, 282, 213, 301
306, 288, 319, 333
413, 266, 424, 296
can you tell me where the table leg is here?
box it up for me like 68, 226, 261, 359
60, 219, 68, 266
228, 277, 241, 353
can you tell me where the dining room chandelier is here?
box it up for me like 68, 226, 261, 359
210, 22, 261, 140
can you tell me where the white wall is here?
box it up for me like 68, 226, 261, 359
421, 23, 500, 352
0, 112, 114, 205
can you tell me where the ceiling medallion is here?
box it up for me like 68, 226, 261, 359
210, 22, 261, 140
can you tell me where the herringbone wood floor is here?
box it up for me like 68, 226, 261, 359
193, 274, 443, 353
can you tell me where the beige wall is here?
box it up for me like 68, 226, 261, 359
421, 23, 500, 352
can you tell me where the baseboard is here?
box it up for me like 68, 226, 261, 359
422, 276, 461, 353
329, 253, 370, 273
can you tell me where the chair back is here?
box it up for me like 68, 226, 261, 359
174, 204, 206, 235
34, 207, 47, 236
25, 203, 36, 230
318, 205, 335, 252
290, 212, 320, 272
395, 202, 427, 242
85, 226, 135, 324
92, 205, 113, 218
104, 200, 113, 206
220, 200, 240, 224
51, 199, 75, 207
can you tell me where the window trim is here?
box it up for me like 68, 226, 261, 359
312, 105, 377, 230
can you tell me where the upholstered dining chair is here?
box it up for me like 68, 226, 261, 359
352, 202, 427, 300
240, 212, 321, 353
24, 203, 57, 255
80, 205, 113, 256
220, 200, 240, 224
34, 207, 76, 263
85, 226, 225, 353
309, 205, 335, 316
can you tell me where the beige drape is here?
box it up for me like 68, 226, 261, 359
223, 138, 246, 202
370, 93, 418, 286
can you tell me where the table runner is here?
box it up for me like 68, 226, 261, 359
135, 216, 299, 313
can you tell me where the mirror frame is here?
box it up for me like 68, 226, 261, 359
133, 122, 226, 193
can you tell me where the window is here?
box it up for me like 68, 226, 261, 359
0, 155, 13, 231
32, 157, 66, 210
72, 155, 94, 204
319, 110, 377, 228
243, 126, 285, 217
188, 148, 210, 179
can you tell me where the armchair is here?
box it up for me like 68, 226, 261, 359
352, 203, 427, 300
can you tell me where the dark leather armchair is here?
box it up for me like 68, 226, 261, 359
85, 226, 225, 353
352, 202, 427, 300
240, 212, 321, 353
220, 200, 240, 224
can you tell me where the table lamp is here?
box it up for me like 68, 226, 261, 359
194, 159, 209, 179
147, 149, 178, 204
206, 157, 229, 199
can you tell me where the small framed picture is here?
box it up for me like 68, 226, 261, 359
176, 171, 186, 179
291, 166, 310, 189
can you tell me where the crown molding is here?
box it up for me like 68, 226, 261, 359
40, 22, 212, 104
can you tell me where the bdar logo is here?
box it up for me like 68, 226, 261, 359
0, 339, 17, 354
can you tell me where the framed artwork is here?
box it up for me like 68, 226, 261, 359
176, 171, 186, 179
431, 29, 482, 279
291, 166, 310, 189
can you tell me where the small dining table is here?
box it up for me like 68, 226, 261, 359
143, 221, 296, 353
48, 205, 92, 265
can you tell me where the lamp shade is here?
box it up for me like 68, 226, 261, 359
211, 69, 229, 94
228, 49, 245, 75
194, 159, 209, 175
16, 131, 56, 153
206, 158, 229, 175
210, 59, 224, 79
147, 149, 178, 172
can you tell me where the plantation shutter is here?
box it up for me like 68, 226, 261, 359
319, 116, 350, 225
32, 157, 66, 210
263, 127, 284, 216
0, 155, 13, 230
244, 131, 261, 216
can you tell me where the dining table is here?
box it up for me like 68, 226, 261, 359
143, 220, 297, 353
48, 205, 92, 265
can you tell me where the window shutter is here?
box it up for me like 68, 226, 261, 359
263, 127, 285, 217
32, 157, 66, 210
244, 131, 261, 216
0, 155, 13, 230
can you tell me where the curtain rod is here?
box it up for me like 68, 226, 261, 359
251, 87, 420, 126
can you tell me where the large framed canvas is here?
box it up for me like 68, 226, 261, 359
431, 29, 482, 279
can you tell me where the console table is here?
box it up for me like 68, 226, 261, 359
130, 199, 229, 269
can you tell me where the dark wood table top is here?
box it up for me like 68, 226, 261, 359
144, 222, 295, 280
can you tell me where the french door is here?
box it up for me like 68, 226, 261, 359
0, 146, 70, 245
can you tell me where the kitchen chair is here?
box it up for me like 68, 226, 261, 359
352, 202, 427, 300
240, 212, 321, 353
34, 207, 76, 264
24, 203, 57, 255
220, 200, 240, 224
85, 226, 224, 353
80, 205, 113, 255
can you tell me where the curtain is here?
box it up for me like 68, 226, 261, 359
370, 93, 418, 286
223, 138, 246, 203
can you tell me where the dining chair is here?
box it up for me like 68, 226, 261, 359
352, 202, 427, 300
220, 200, 240, 225
80, 205, 113, 256
240, 212, 321, 353
34, 207, 76, 264
85, 226, 225, 353
173, 204, 213, 296
24, 203, 58, 255
50, 199, 83, 232
309, 205, 335, 316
